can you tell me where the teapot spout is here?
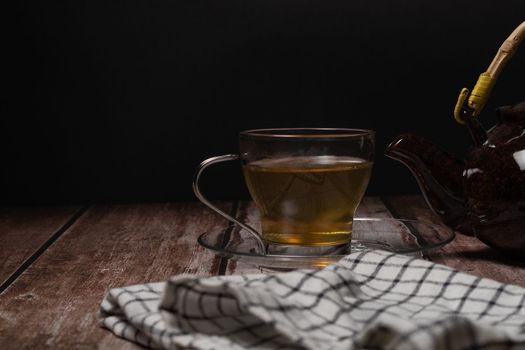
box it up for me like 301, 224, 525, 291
385, 134, 469, 230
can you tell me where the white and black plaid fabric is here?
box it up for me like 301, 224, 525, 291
99, 250, 525, 349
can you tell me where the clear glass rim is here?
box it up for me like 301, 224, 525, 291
240, 128, 375, 140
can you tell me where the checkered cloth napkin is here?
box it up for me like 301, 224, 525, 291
99, 250, 525, 349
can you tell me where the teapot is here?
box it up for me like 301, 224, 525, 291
385, 22, 525, 252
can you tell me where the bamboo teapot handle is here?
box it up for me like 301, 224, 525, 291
454, 21, 525, 124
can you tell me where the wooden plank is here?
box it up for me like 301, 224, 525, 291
354, 197, 435, 257
0, 206, 81, 287
0, 202, 232, 349
224, 201, 263, 275
383, 195, 525, 287
356, 196, 395, 218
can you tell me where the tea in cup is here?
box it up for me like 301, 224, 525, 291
194, 128, 374, 249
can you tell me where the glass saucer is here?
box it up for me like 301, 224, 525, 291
198, 217, 455, 270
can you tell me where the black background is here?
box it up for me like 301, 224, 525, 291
3, 1, 524, 205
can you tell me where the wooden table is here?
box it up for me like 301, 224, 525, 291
1, 196, 524, 349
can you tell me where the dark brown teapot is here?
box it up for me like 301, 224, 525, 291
385, 22, 525, 252
386, 101, 525, 252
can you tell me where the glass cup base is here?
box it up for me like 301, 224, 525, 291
265, 240, 351, 256
262, 232, 351, 247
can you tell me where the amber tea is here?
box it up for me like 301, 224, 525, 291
243, 155, 372, 246
194, 128, 375, 253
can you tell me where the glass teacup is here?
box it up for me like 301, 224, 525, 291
194, 128, 374, 254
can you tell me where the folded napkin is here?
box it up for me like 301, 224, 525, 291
99, 250, 525, 350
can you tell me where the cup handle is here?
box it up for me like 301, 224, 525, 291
192, 154, 267, 254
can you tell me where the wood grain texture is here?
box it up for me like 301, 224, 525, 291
0, 206, 80, 286
2, 196, 525, 349
384, 195, 525, 287
356, 196, 394, 218
224, 201, 264, 275
0, 202, 231, 349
